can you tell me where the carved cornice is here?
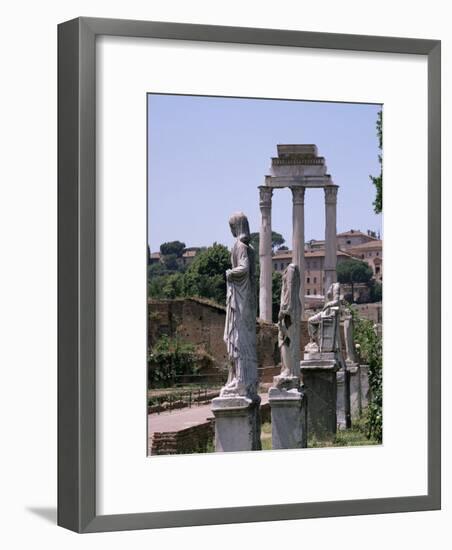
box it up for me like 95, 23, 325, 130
272, 156, 325, 166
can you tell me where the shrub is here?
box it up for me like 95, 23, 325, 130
148, 335, 200, 388
352, 310, 383, 442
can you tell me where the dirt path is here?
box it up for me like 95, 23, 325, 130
148, 393, 269, 434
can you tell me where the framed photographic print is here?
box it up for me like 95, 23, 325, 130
58, 17, 441, 533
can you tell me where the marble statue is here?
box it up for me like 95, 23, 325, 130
273, 263, 301, 389
343, 306, 357, 365
221, 212, 258, 398
306, 282, 341, 354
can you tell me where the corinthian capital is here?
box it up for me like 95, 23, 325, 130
259, 186, 273, 209
290, 186, 305, 205
324, 185, 338, 204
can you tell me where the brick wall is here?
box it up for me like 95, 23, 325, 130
150, 419, 214, 455
148, 298, 308, 373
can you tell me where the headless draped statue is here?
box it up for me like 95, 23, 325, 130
221, 212, 258, 398
273, 263, 301, 389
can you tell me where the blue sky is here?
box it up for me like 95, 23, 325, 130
147, 94, 381, 252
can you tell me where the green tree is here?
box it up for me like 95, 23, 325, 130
370, 110, 383, 214
337, 259, 373, 302
249, 231, 285, 254
148, 335, 199, 388
369, 280, 382, 303
352, 312, 382, 442
162, 272, 185, 299
184, 243, 231, 305
271, 271, 283, 322
161, 253, 181, 272
160, 240, 186, 257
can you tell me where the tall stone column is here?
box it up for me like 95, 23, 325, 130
324, 185, 338, 295
291, 186, 306, 317
258, 186, 273, 322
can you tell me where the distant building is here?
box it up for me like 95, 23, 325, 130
148, 247, 201, 266
273, 249, 357, 296
306, 229, 379, 253
180, 247, 200, 266
149, 252, 161, 265
275, 228, 383, 296
348, 240, 383, 281
336, 229, 379, 250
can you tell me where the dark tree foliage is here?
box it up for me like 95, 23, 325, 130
369, 280, 382, 303
160, 240, 186, 257
184, 243, 231, 305
370, 110, 383, 214
249, 231, 285, 254
161, 253, 180, 271
337, 259, 373, 302
271, 271, 283, 323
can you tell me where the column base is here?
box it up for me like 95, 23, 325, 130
269, 386, 307, 449
211, 395, 261, 452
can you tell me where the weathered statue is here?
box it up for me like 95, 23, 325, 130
274, 263, 301, 389
342, 306, 357, 365
306, 282, 341, 354
221, 212, 258, 398
269, 263, 306, 449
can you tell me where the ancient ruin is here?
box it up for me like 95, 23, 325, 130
259, 144, 338, 321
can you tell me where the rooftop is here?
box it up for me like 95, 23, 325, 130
273, 249, 355, 260
348, 240, 383, 250
337, 230, 379, 240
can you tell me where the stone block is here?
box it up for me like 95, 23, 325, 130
336, 367, 354, 430
300, 359, 339, 440
348, 364, 361, 419
211, 395, 261, 452
360, 365, 370, 409
269, 387, 307, 449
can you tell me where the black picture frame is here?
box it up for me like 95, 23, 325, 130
58, 17, 441, 533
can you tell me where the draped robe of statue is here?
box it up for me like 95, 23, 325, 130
274, 263, 301, 388
221, 212, 258, 398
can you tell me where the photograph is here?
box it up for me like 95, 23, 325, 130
147, 94, 383, 455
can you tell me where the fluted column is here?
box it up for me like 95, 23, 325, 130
259, 186, 273, 322
291, 186, 306, 317
324, 185, 338, 294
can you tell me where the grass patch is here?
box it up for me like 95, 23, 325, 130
261, 422, 272, 450
261, 417, 379, 450
308, 417, 379, 448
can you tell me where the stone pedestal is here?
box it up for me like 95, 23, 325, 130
211, 395, 261, 452
359, 364, 370, 410
336, 365, 355, 429
300, 353, 339, 440
269, 385, 307, 449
